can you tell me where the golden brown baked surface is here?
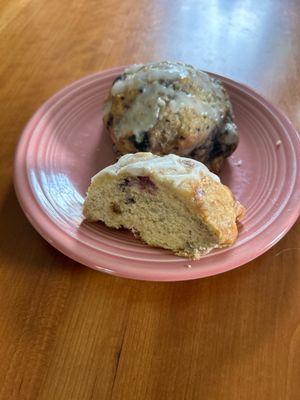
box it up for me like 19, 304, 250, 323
103, 61, 239, 172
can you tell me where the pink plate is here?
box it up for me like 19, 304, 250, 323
14, 67, 300, 281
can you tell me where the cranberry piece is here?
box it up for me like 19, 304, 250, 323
137, 176, 157, 192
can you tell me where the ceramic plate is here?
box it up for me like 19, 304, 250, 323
14, 67, 300, 281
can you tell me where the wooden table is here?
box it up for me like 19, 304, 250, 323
1, 0, 299, 398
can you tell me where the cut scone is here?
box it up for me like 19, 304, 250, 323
83, 153, 245, 259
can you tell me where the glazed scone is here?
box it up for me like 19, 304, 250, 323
83, 153, 245, 259
103, 61, 238, 173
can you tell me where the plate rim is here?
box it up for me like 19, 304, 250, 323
13, 67, 300, 281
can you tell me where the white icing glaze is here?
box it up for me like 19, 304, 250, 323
157, 97, 166, 107
194, 71, 224, 100
222, 122, 238, 144
92, 153, 220, 188
108, 62, 229, 139
124, 64, 143, 74
168, 92, 221, 121
116, 83, 163, 139
103, 99, 112, 115
111, 62, 189, 95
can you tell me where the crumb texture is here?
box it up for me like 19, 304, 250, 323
83, 153, 245, 259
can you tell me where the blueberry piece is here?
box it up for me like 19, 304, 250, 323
107, 113, 114, 127
128, 131, 149, 151
209, 138, 223, 158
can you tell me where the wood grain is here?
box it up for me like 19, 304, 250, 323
0, 0, 299, 399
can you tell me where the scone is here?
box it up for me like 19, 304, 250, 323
103, 61, 238, 173
83, 153, 245, 259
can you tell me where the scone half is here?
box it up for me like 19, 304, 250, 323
83, 153, 245, 259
